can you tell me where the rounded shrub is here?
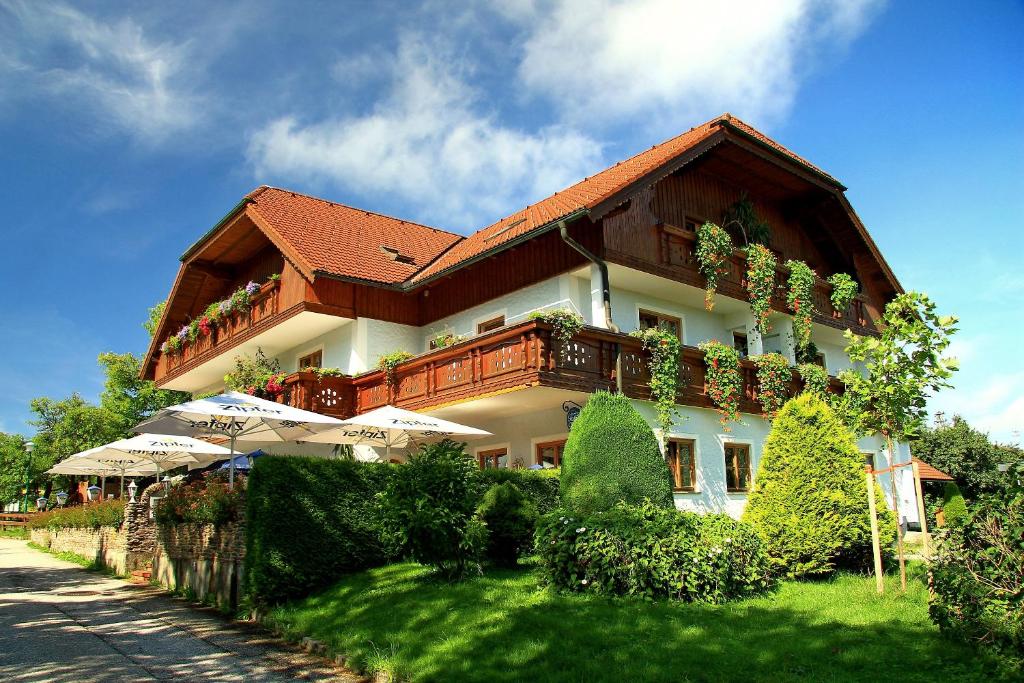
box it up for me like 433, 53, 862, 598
477, 482, 537, 567
536, 501, 774, 603
478, 468, 560, 514
941, 481, 969, 528
931, 488, 1023, 676
742, 393, 896, 578
379, 439, 487, 580
560, 391, 673, 515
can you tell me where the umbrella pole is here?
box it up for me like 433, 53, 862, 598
101, 475, 106, 500
229, 433, 236, 490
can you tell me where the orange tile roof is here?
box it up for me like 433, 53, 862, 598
912, 457, 954, 482
245, 187, 462, 285
231, 114, 842, 287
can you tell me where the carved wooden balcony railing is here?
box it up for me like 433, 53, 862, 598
656, 226, 875, 336
162, 281, 280, 375
342, 320, 843, 418
273, 370, 355, 419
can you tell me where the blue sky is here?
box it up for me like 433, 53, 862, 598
0, 0, 1021, 442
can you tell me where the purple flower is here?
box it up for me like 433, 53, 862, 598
218, 300, 232, 316
245, 281, 260, 296
177, 326, 189, 340
160, 341, 169, 353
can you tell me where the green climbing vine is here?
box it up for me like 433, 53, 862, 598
797, 362, 829, 398
751, 353, 790, 418
696, 221, 734, 311
826, 273, 859, 315
378, 350, 414, 385
698, 340, 742, 428
785, 259, 816, 354
745, 243, 777, 334
529, 308, 584, 364
630, 326, 682, 435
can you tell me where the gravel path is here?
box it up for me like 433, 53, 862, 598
0, 538, 362, 682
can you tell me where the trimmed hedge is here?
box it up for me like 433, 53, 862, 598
478, 482, 537, 567
536, 501, 774, 603
28, 499, 125, 530
478, 468, 560, 513
246, 457, 397, 605
941, 481, 969, 528
931, 487, 1023, 676
560, 391, 673, 515
743, 394, 897, 577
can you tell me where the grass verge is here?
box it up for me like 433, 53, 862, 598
0, 527, 28, 539
267, 561, 990, 682
27, 541, 122, 577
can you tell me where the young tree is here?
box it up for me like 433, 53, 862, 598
98, 352, 189, 434
843, 291, 959, 591
144, 300, 166, 338
0, 433, 32, 506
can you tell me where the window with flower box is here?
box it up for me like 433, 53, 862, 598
298, 350, 322, 370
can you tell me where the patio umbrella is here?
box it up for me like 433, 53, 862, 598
48, 449, 160, 498
69, 434, 241, 494
299, 404, 491, 460
133, 392, 344, 488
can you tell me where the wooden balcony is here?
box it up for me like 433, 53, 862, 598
160, 281, 281, 378
323, 320, 845, 419
274, 370, 355, 419
612, 225, 878, 336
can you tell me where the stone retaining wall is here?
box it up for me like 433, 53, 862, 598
152, 521, 246, 610
30, 525, 129, 574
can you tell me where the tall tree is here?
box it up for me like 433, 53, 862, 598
0, 433, 31, 505
144, 300, 166, 338
97, 352, 190, 435
914, 414, 1020, 501
843, 291, 959, 591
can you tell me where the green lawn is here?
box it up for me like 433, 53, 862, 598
267, 561, 988, 682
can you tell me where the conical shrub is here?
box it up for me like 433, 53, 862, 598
560, 391, 674, 515
743, 393, 896, 577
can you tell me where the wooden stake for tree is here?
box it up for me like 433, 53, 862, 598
866, 466, 884, 594
912, 460, 930, 559
886, 437, 908, 592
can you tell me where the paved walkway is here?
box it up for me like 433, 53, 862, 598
0, 539, 361, 682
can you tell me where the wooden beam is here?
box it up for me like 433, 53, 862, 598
189, 260, 235, 281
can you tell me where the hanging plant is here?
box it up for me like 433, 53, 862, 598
723, 192, 771, 246
751, 353, 790, 418
696, 221, 734, 310
529, 308, 584, 364
378, 350, 415, 386
698, 340, 742, 428
797, 363, 829, 398
224, 348, 283, 398
785, 259, 816, 353
827, 273, 859, 315
311, 367, 348, 380
745, 244, 777, 334
630, 326, 682, 435
430, 329, 467, 350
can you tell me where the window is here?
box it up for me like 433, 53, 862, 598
478, 448, 507, 469
684, 217, 703, 233
724, 443, 752, 492
477, 315, 505, 334
638, 309, 681, 338
298, 350, 322, 370
732, 332, 749, 358
535, 440, 566, 468
812, 352, 827, 369
666, 439, 697, 492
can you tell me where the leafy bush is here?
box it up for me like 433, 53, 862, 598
478, 468, 560, 513
223, 348, 286, 398
536, 501, 774, 603
560, 391, 673, 515
743, 394, 896, 577
154, 471, 245, 527
477, 482, 537, 567
380, 440, 487, 580
246, 456, 397, 604
931, 488, 1023, 676
941, 481, 969, 528
28, 499, 125, 530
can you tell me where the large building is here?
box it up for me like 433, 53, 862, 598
142, 114, 919, 524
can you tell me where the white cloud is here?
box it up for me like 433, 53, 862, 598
0, 0, 202, 143
512, 0, 883, 129
248, 37, 604, 229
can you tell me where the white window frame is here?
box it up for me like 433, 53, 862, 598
633, 302, 687, 344
295, 344, 325, 371
473, 309, 508, 335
